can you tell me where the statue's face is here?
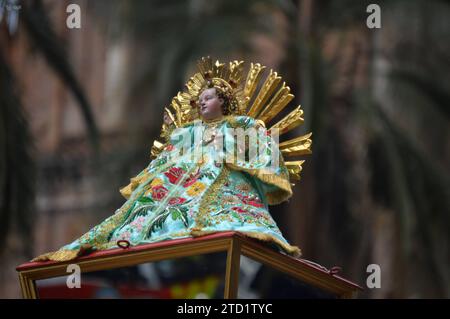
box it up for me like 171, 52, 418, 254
198, 88, 224, 120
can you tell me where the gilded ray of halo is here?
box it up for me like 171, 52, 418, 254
257, 82, 294, 123
185, 73, 205, 96
192, 73, 205, 89
169, 98, 184, 126
243, 63, 266, 109
285, 160, 305, 181
175, 92, 198, 121
164, 107, 178, 128
197, 56, 213, 76
279, 132, 313, 157
166, 105, 179, 127
236, 92, 250, 115
177, 92, 192, 104
247, 70, 282, 118
212, 60, 225, 78
220, 62, 231, 81
270, 105, 304, 135
228, 60, 244, 85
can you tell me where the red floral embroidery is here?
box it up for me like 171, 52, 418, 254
232, 207, 247, 213
151, 185, 168, 200
183, 172, 200, 188
238, 194, 264, 208
168, 197, 187, 206
164, 167, 185, 184
247, 200, 264, 208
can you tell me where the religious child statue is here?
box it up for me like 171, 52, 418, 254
32, 57, 312, 262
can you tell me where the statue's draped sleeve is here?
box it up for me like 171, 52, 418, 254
224, 116, 293, 205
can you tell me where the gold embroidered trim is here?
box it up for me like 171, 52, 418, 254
189, 229, 301, 257
196, 166, 230, 228
31, 244, 93, 262
120, 170, 155, 199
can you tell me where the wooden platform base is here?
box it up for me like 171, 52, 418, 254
16, 231, 362, 298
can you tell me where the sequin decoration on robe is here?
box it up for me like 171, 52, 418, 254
32, 116, 300, 262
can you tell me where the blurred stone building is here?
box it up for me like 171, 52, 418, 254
0, 0, 155, 297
